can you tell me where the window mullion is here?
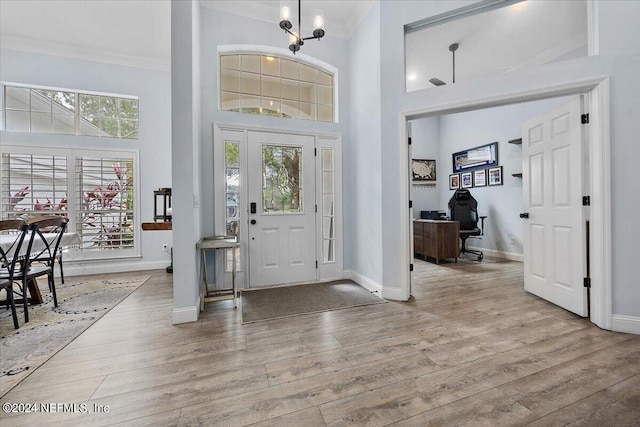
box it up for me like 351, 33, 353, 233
66, 153, 78, 257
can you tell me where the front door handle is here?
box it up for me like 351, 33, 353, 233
519, 213, 529, 219
250, 219, 257, 225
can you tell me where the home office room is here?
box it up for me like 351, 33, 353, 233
403, 0, 599, 325
408, 94, 581, 309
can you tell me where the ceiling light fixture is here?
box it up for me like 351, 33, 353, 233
279, 0, 325, 54
429, 43, 459, 87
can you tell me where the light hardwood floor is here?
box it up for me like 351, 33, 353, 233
1, 257, 639, 426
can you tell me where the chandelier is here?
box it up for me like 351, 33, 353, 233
279, 0, 325, 54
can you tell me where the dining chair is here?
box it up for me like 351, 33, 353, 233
22, 216, 69, 314
0, 219, 28, 329
26, 215, 67, 283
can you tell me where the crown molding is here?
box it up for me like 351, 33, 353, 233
0, 34, 170, 72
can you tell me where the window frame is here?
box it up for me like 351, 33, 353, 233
217, 45, 339, 123
1, 82, 139, 139
0, 144, 141, 261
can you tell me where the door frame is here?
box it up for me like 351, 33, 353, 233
399, 78, 612, 330
213, 123, 344, 290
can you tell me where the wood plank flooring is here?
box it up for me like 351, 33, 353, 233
1, 257, 639, 426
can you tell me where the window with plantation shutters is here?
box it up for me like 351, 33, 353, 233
1, 153, 68, 217
76, 156, 135, 252
0, 146, 139, 259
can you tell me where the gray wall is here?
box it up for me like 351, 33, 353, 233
376, 0, 640, 317
0, 48, 172, 271
346, 2, 383, 284
171, 0, 202, 315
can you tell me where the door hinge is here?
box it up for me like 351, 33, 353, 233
583, 277, 591, 288
408, 137, 412, 145
315, 204, 318, 213
582, 196, 591, 206
316, 260, 318, 269
581, 113, 589, 124
409, 200, 413, 208
314, 148, 317, 156
410, 263, 414, 272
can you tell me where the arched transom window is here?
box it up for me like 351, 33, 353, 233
219, 53, 334, 123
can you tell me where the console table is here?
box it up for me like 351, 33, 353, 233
413, 219, 459, 264
196, 236, 239, 311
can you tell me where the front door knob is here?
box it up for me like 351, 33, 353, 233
250, 219, 257, 225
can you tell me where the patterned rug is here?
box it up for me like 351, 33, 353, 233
0, 276, 150, 397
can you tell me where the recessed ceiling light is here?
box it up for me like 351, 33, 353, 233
265, 56, 275, 61
407, 73, 417, 81
510, 1, 528, 11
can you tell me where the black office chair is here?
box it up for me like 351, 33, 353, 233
448, 188, 486, 261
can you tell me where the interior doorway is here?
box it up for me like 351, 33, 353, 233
403, 81, 610, 329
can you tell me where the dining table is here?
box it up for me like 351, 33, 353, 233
0, 231, 81, 304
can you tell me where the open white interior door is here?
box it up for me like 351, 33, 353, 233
522, 96, 588, 317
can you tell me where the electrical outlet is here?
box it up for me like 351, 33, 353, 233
510, 236, 517, 245
162, 243, 168, 252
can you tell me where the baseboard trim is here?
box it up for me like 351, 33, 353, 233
466, 246, 524, 262
380, 286, 408, 301
343, 270, 383, 295
343, 270, 408, 301
611, 315, 640, 335
172, 302, 199, 324
62, 260, 170, 277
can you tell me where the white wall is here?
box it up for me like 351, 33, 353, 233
375, 0, 640, 319
346, 3, 383, 288
0, 48, 172, 274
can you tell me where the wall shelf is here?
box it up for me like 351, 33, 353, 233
512, 173, 523, 178
142, 222, 172, 231
508, 138, 522, 145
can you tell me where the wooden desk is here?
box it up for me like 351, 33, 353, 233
413, 220, 459, 264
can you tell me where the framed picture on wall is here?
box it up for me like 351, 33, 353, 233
488, 166, 503, 186
452, 142, 498, 173
474, 169, 487, 187
461, 172, 473, 188
412, 159, 436, 185
449, 173, 460, 190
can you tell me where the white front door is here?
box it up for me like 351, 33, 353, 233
522, 96, 588, 316
247, 131, 317, 288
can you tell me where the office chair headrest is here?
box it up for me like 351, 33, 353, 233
454, 188, 472, 201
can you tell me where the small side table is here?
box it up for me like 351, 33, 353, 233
196, 236, 239, 310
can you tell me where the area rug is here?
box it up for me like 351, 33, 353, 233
241, 281, 386, 323
0, 275, 150, 397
